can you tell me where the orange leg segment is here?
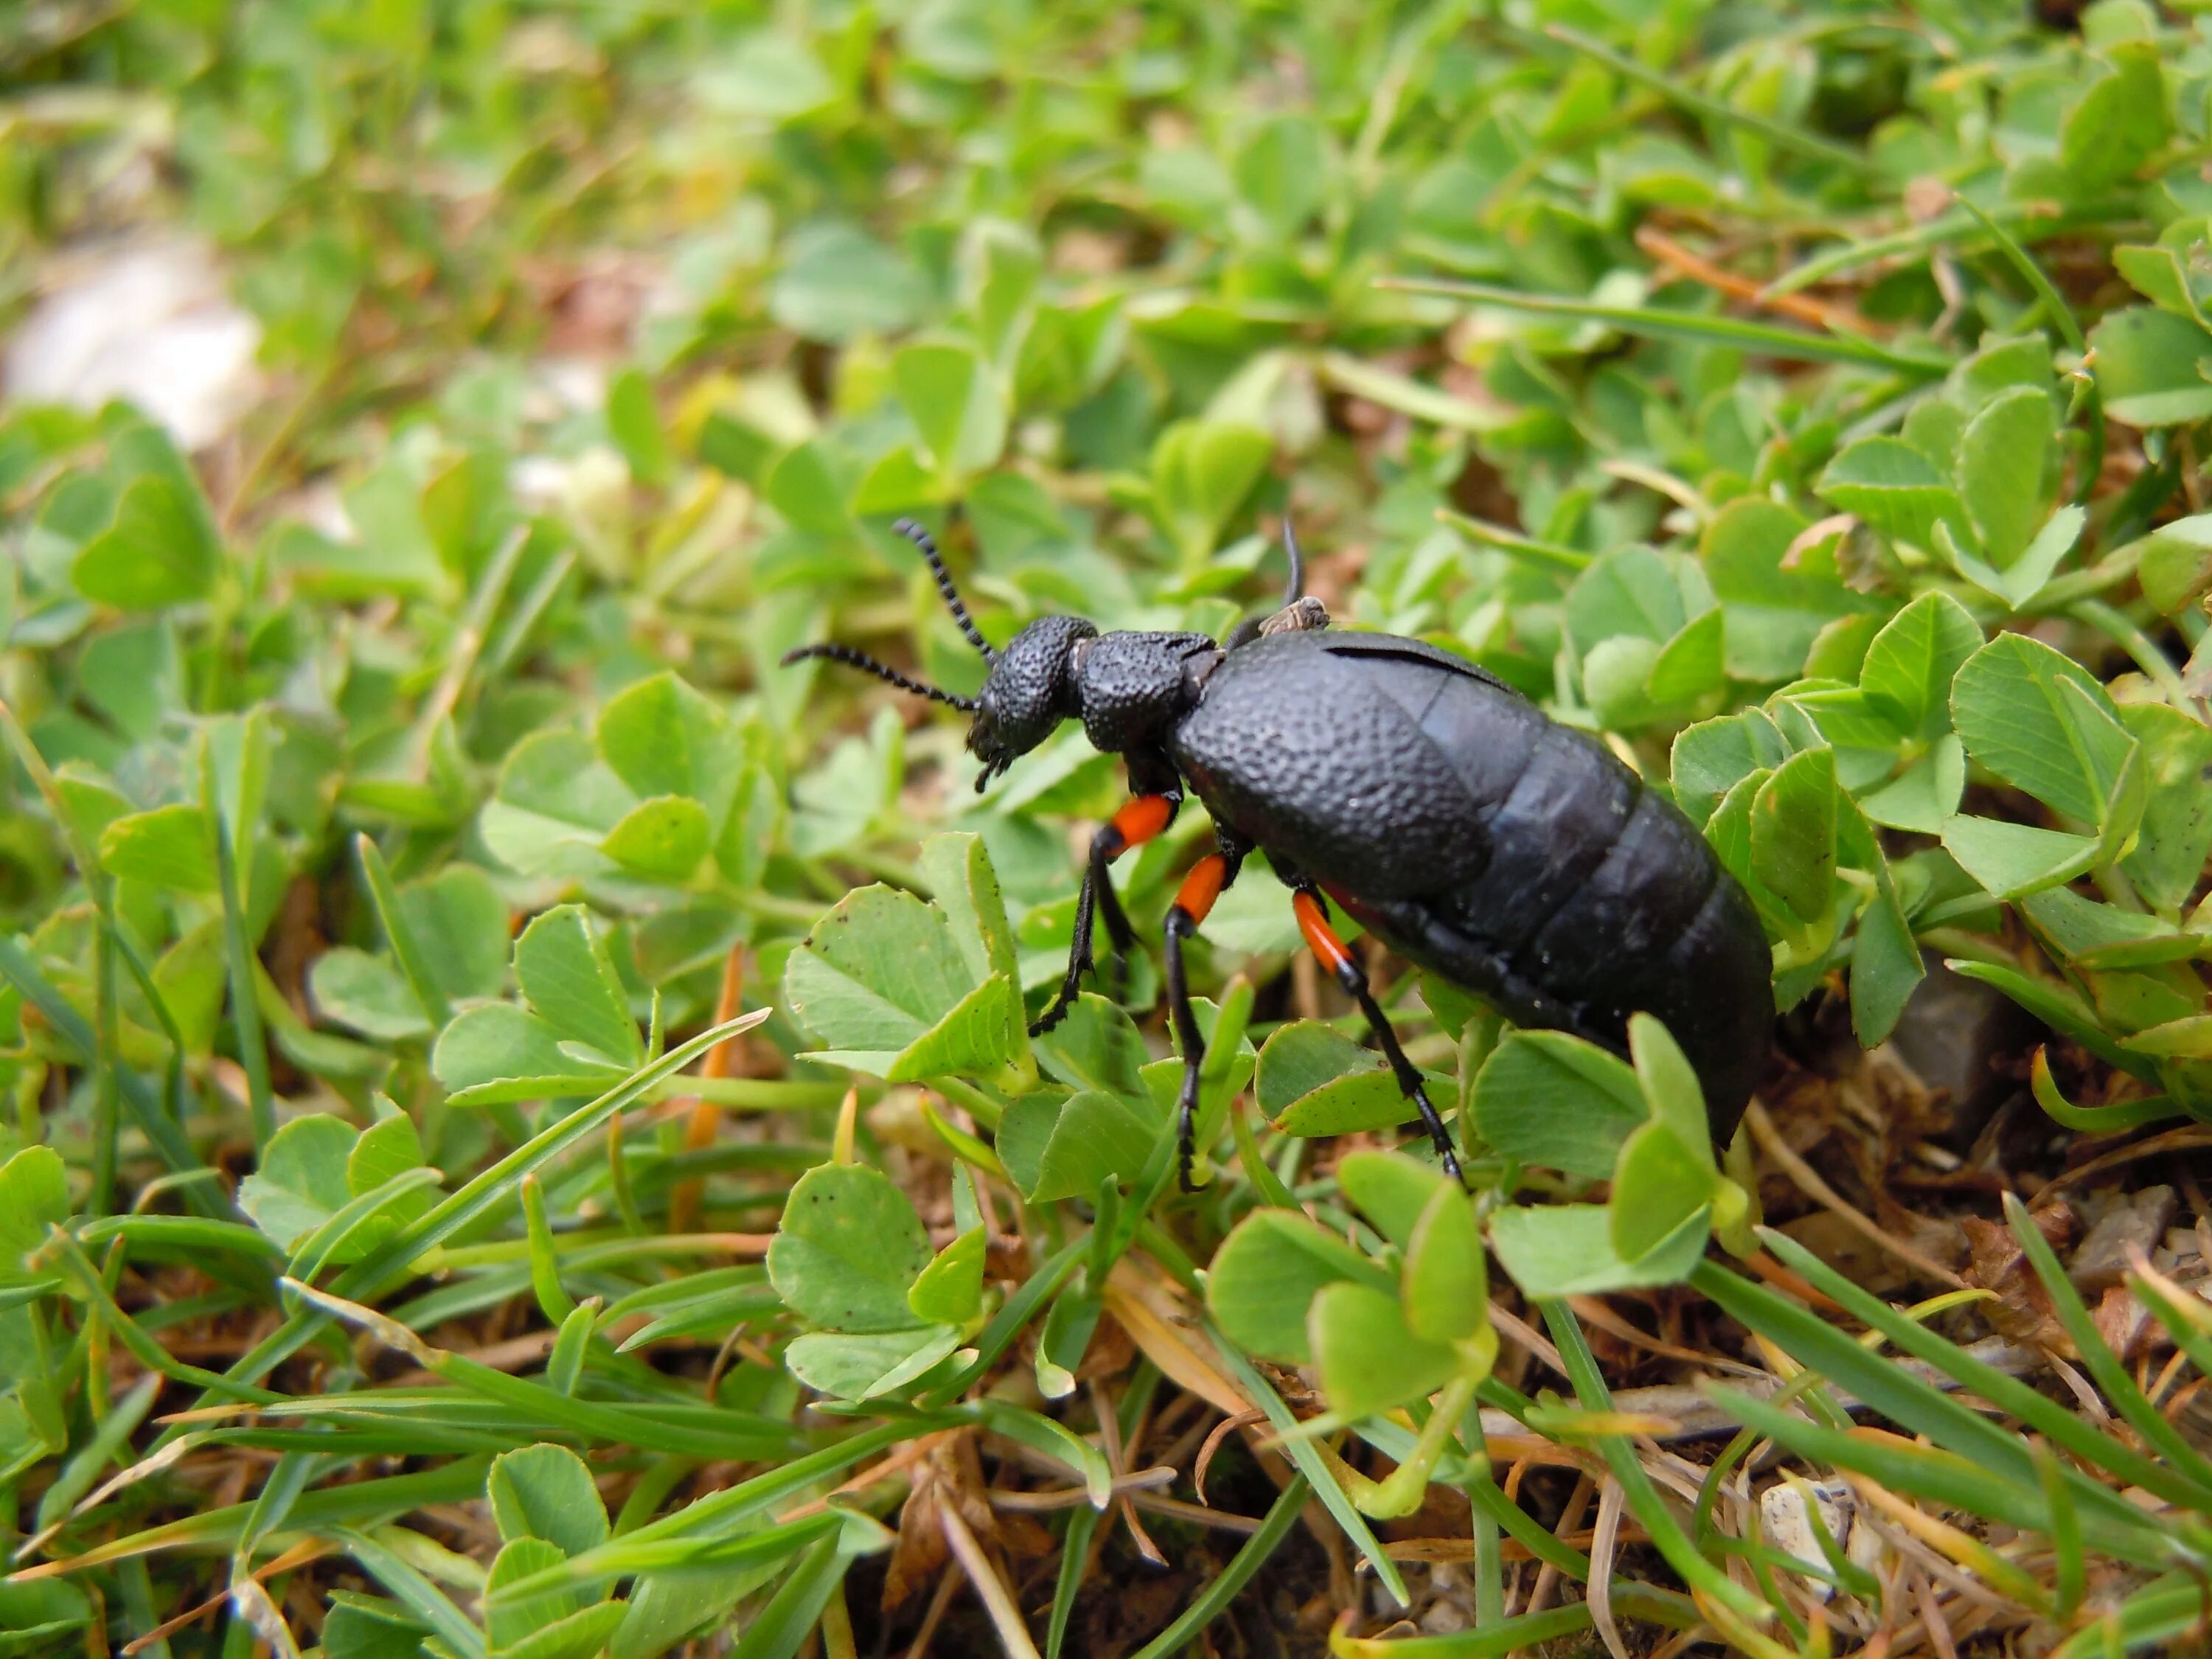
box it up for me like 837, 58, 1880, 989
1293, 888, 1354, 980
1109, 793, 1176, 855
1172, 853, 1229, 926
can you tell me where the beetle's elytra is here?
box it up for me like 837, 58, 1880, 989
788, 518, 1775, 1189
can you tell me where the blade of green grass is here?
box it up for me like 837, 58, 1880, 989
355, 833, 451, 1029
2051, 1574, 2204, 1658
1314, 352, 1511, 433
730, 1534, 859, 1659
1379, 277, 1952, 375
1534, 22, 1877, 173
33, 1373, 161, 1532
202, 736, 273, 1152
2003, 1192, 2212, 1503
2036, 1439, 2085, 1624
13, 1462, 493, 1577
340, 1012, 771, 1297
48, 1236, 285, 1406
1720, 1240, 2212, 1514
1435, 508, 1592, 572
331, 1526, 487, 1659
1707, 1385, 2165, 1568
1326, 1584, 1698, 1655
1206, 1327, 1411, 1608
488, 1510, 848, 1617
922, 1236, 1085, 1408
1950, 196, 2083, 352
1046, 1503, 1101, 1659
1761, 201, 2139, 298
79, 1215, 282, 1259
1462, 1463, 1591, 1580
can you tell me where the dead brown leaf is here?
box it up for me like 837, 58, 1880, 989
1961, 1202, 2077, 1349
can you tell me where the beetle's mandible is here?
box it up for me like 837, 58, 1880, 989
787, 518, 1775, 1189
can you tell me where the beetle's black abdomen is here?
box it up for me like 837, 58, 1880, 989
1171, 630, 1773, 1138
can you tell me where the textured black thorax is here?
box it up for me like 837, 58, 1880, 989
1071, 630, 1218, 754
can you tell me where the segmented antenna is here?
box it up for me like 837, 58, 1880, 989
1281, 517, 1306, 606
780, 644, 978, 712
894, 517, 996, 664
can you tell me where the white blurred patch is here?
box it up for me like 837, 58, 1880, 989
1759, 1478, 1886, 1603
5, 237, 262, 451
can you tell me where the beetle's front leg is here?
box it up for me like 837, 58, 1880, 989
1289, 880, 1467, 1186
1030, 788, 1178, 1037
1164, 828, 1249, 1192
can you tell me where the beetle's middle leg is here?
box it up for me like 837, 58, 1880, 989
1031, 790, 1178, 1037
1163, 828, 1251, 1192
1289, 881, 1467, 1185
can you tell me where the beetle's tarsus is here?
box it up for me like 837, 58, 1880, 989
1164, 903, 1210, 1194
1412, 1082, 1470, 1188
1029, 978, 1083, 1037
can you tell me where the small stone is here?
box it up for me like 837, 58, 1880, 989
2093, 1283, 2155, 1360
2070, 1186, 2176, 1295
1885, 955, 2036, 1127
1419, 1596, 1470, 1635
1758, 1480, 1854, 1603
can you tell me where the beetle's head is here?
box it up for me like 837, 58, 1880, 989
782, 518, 1095, 791
967, 616, 1096, 787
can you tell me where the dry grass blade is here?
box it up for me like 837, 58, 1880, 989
1634, 224, 1875, 334
1090, 1378, 1165, 1567
985, 1467, 1177, 1512
1102, 1262, 1252, 1417
936, 1493, 1043, 1659
1587, 1476, 1631, 1659
903, 1565, 962, 1659
1194, 1409, 1267, 1506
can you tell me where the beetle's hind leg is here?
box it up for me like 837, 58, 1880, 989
1289, 881, 1467, 1186
1164, 830, 1248, 1192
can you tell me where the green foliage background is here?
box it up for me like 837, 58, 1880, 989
10, 0, 2212, 1653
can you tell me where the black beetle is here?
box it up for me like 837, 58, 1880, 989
787, 518, 1774, 1188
